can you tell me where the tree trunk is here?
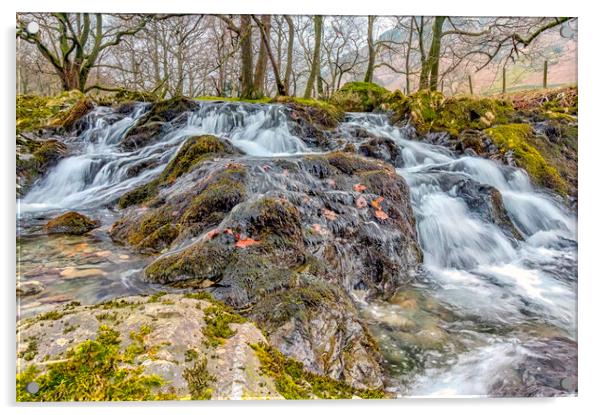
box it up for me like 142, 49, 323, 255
239, 15, 256, 99
405, 18, 414, 94
427, 16, 445, 92
60, 64, 82, 91
417, 17, 430, 90
253, 15, 270, 96
304, 15, 323, 99
284, 16, 294, 95
252, 15, 287, 96
364, 16, 376, 83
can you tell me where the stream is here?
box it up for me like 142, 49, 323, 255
16, 101, 577, 397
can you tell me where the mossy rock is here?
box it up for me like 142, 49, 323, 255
330, 82, 390, 112
388, 89, 514, 136
485, 124, 568, 195
120, 96, 198, 150
93, 89, 159, 106
44, 211, 100, 235
250, 342, 385, 399
49, 97, 94, 130
16, 90, 86, 133
117, 135, 237, 209
271, 96, 344, 129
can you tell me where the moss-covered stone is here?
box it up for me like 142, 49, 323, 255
485, 124, 568, 195
44, 211, 100, 235
117, 135, 236, 208
49, 97, 94, 130
16, 90, 85, 133
271, 96, 344, 129
330, 82, 390, 112
250, 342, 385, 399
388, 90, 514, 136
16, 325, 167, 402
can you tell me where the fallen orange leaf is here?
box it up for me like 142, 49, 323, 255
371, 196, 384, 210
374, 209, 389, 221
235, 238, 260, 248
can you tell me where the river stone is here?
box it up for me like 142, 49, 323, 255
44, 211, 100, 235
16, 294, 281, 400
16, 281, 44, 297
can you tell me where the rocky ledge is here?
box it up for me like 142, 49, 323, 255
17, 293, 384, 401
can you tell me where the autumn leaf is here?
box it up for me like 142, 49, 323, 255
354, 183, 367, 192
234, 238, 260, 248
374, 209, 389, 221
355, 196, 368, 209
326, 179, 336, 188
322, 208, 337, 221
371, 196, 384, 210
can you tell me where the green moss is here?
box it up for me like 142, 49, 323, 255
180, 165, 247, 227
183, 357, 216, 400
485, 124, 567, 195
50, 98, 94, 129
325, 151, 388, 175
16, 91, 85, 132
184, 349, 199, 362
94, 89, 159, 106
271, 96, 344, 129
117, 179, 160, 209
388, 90, 514, 136
18, 338, 39, 361
251, 343, 384, 399
16, 325, 166, 402
37, 310, 64, 321
117, 135, 232, 209
202, 305, 246, 348
44, 211, 99, 235
331, 82, 390, 112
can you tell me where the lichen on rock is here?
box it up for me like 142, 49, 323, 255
44, 211, 100, 235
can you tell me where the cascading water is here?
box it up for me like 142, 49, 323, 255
341, 113, 577, 396
20, 101, 309, 213
17, 102, 577, 396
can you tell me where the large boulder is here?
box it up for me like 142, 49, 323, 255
331, 82, 390, 112
17, 293, 383, 401
112, 149, 423, 389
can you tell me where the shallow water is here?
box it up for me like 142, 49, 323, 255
16, 103, 577, 397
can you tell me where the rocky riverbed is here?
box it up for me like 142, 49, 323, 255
16, 85, 578, 400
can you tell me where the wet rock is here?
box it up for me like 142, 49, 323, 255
16, 136, 68, 197
114, 151, 422, 388
489, 337, 577, 397
120, 97, 198, 150
16, 281, 44, 297
44, 212, 100, 235
358, 136, 404, 167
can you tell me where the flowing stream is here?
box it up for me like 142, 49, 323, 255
17, 101, 577, 397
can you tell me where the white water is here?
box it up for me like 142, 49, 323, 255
18, 104, 577, 396
20, 101, 309, 212
341, 113, 577, 396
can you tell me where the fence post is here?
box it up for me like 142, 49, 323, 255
468, 75, 473, 95
502, 67, 506, 94
543, 60, 548, 89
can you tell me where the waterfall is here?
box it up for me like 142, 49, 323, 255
20, 101, 309, 212
18, 103, 577, 397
